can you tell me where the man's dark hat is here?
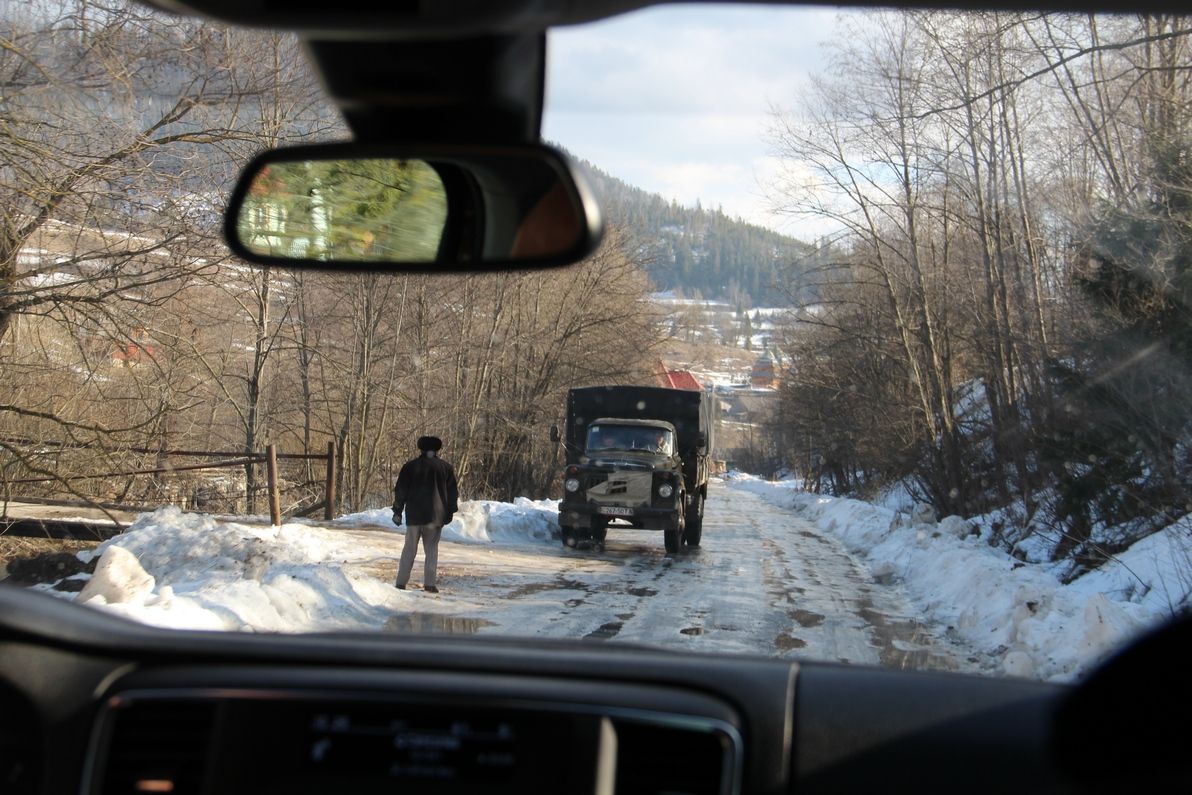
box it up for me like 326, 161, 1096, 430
417, 436, 443, 452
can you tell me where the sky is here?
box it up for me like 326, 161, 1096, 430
541, 4, 848, 241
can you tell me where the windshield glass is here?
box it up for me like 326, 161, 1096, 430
1, 1, 1189, 685
587, 425, 674, 454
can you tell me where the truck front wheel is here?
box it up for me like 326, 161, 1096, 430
684, 493, 704, 547
664, 500, 685, 553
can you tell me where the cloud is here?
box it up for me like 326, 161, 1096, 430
542, 4, 856, 239
552, 6, 1056, 246
546, 5, 839, 115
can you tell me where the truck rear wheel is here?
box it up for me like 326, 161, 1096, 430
684, 493, 704, 547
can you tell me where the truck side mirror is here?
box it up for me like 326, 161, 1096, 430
550, 425, 560, 443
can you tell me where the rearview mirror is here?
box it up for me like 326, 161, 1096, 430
225, 143, 602, 270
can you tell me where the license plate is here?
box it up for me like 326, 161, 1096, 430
598, 506, 633, 517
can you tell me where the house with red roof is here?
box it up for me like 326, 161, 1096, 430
653, 360, 702, 391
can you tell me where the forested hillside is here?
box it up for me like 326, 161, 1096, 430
574, 158, 812, 306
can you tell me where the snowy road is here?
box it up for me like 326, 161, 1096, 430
378, 484, 977, 670
61, 477, 1175, 680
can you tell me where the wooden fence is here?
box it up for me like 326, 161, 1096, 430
0, 439, 337, 527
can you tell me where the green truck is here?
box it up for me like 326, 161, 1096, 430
551, 385, 715, 552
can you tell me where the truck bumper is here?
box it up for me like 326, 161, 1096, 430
559, 501, 681, 531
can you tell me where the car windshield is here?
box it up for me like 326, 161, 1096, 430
1, 1, 1189, 685
587, 425, 674, 454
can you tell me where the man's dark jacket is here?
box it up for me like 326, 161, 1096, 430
393, 452, 459, 527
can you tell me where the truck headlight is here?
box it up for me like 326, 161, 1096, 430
657, 483, 674, 499
565, 478, 581, 493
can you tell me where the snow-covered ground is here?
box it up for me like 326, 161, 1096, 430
46, 499, 561, 633
32, 478, 1183, 683
727, 473, 1190, 681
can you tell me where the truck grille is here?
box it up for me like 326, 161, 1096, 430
589, 458, 652, 471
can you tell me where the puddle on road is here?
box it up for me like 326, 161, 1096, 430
775, 632, 807, 651
789, 609, 825, 628
680, 626, 704, 636
626, 586, 657, 598
588, 542, 662, 562
507, 577, 591, 598
585, 621, 623, 640
383, 613, 495, 635
858, 603, 959, 671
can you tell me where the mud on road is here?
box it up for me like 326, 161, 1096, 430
410, 485, 985, 672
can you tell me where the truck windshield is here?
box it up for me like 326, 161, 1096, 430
587, 425, 674, 454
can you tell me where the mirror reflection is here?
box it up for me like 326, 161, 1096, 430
237, 159, 448, 262
232, 149, 592, 266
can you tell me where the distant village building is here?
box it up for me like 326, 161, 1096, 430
654, 360, 702, 391
111, 326, 158, 367
750, 348, 785, 389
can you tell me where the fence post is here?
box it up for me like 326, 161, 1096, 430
266, 444, 281, 526
324, 440, 337, 520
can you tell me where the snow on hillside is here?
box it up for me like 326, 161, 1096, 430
650, 294, 788, 386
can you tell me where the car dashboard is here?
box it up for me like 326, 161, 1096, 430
0, 584, 1087, 795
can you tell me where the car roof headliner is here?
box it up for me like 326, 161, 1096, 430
138, 0, 1170, 39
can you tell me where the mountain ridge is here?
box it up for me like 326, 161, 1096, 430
568, 155, 813, 307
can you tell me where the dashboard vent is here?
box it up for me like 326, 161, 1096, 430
96, 700, 215, 795
613, 718, 731, 795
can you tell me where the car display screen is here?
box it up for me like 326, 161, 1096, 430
214, 699, 605, 795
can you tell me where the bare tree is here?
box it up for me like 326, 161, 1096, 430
768, 9, 1192, 564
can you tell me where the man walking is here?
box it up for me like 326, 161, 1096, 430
393, 435, 458, 593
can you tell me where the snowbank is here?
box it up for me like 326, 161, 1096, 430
730, 476, 1189, 682
69, 497, 561, 633
74, 507, 399, 632
334, 497, 560, 546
